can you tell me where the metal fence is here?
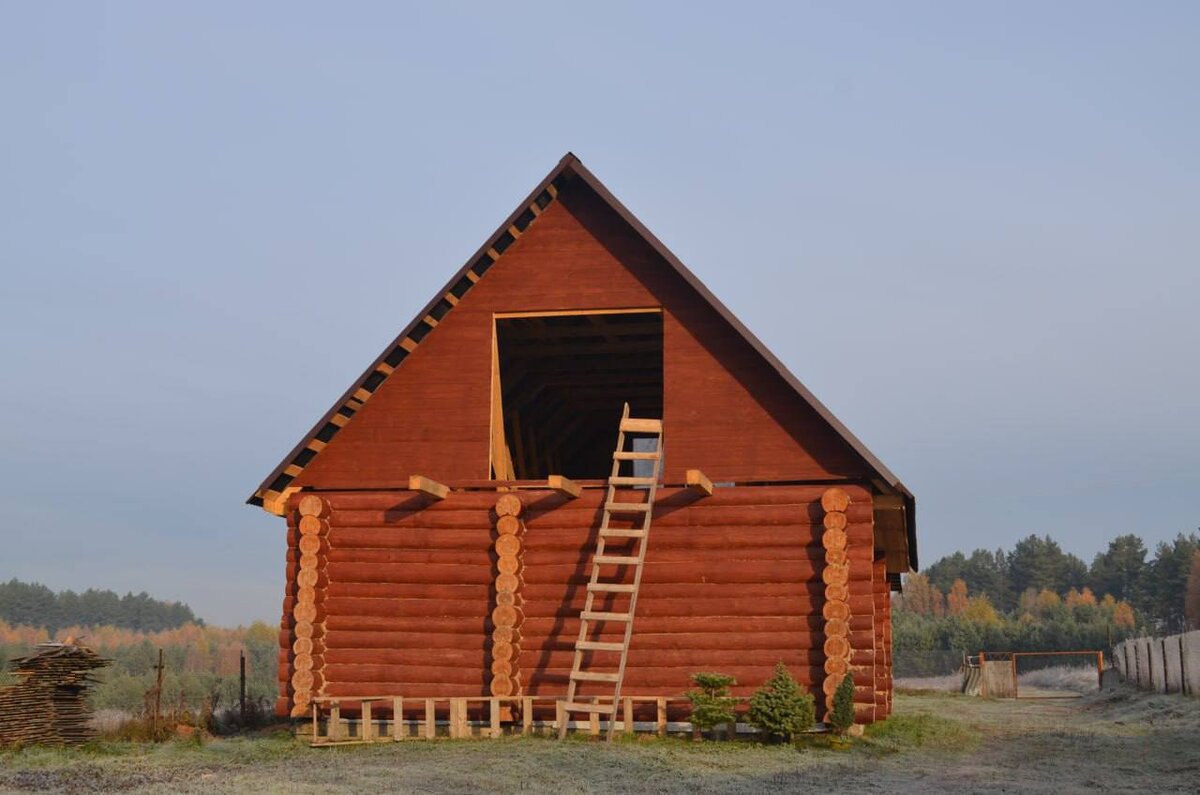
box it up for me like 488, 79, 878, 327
893, 650, 964, 679
1112, 630, 1200, 696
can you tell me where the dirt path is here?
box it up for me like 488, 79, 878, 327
1, 687, 1196, 793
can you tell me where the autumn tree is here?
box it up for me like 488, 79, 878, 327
946, 579, 969, 617
1186, 550, 1200, 631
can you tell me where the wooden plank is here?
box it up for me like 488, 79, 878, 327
362, 700, 373, 741
685, 469, 713, 497
623, 697, 634, 735
522, 696, 533, 735
620, 418, 662, 433
562, 701, 614, 714
494, 307, 662, 319
656, 697, 667, 737
547, 475, 581, 499
606, 502, 651, 513
392, 697, 404, 740
490, 697, 501, 738
330, 701, 343, 741
425, 699, 436, 740
609, 476, 657, 486
408, 475, 449, 500
586, 583, 636, 593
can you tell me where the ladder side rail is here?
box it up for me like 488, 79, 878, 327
606, 430, 662, 739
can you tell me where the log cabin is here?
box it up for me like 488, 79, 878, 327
248, 153, 916, 734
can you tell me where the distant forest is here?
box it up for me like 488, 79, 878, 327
918, 532, 1200, 633
892, 531, 1200, 674
0, 579, 200, 633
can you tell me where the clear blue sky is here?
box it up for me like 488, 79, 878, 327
2, 3, 1197, 625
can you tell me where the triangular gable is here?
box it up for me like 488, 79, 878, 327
247, 153, 915, 564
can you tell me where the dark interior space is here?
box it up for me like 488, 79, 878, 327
494, 311, 663, 479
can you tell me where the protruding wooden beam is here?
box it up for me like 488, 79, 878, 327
685, 469, 713, 497
547, 474, 581, 499
263, 486, 300, 516
408, 475, 449, 500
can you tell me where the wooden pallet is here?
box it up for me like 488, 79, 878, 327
559, 403, 663, 740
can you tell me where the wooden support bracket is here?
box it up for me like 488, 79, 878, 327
547, 474, 581, 499
263, 486, 299, 516
685, 469, 713, 497
409, 475, 449, 500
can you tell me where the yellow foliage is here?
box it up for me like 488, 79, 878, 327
1112, 601, 1136, 629
963, 595, 1001, 626
1035, 589, 1061, 614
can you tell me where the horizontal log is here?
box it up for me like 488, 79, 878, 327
323, 597, 488, 618
328, 582, 490, 600
325, 525, 872, 555
523, 560, 832, 585
316, 484, 871, 512
324, 504, 874, 532
328, 548, 493, 565
326, 562, 494, 585
324, 664, 488, 684
520, 615, 822, 634
324, 648, 492, 667
323, 630, 821, 652
520, 582, 819, 602
511, 649, 824, 669
327, 616, 490, 633
520, 592, 879, 617
530, 545, 864, 564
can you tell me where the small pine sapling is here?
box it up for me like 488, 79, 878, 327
685, 672, 739, 738
747, 662, 815, 742
828, 673, 856, 735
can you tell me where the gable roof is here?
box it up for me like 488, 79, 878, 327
247, 153, 916, 566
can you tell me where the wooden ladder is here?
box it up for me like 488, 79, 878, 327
558, 403, 663, 740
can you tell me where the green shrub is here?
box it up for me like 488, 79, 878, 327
828, 673, 856, 734
685, 672, 738, 731
747, 662, 815, 741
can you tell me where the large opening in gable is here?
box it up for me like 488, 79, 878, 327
491, 310, 663, 480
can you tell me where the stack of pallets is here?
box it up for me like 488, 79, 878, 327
0, 643, 111, 746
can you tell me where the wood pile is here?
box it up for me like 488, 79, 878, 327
0, 643, 111, 746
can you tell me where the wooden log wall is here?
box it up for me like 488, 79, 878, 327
819, 488, 852, 719
489, 494, 525, 702
275, 485, 885, 719
872, 556, 890, 718
281, 495, 331, 717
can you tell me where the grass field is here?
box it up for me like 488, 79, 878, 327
1, 686, 1197, 794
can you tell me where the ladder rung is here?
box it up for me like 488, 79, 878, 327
576, 640, 625, 652
594, 555, 640, 565
613, 451, 659, 460
620, 418, 662, 433
587, 582, 636, 593
581, 611, 631, 622
570, 671, 621, 683
607, 502, 651, 513
562, 701, 615, 714
609, 476, 657, 486
599, 529, 645, 538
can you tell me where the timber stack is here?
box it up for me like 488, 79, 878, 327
0, 643, 111, 747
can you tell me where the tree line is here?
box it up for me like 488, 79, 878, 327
919, 532, 1200, 633
0, 619, 278, 715
0, 579, 200, 634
